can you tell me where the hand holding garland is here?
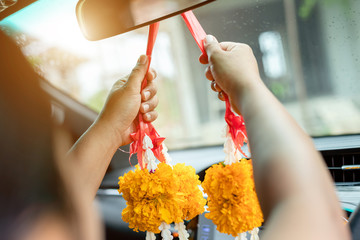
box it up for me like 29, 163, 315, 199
118, 22, 206, 239
200, 35, 351, 240
67, 55, 159, 200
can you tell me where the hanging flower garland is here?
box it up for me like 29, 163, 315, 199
119, 10, 264, 240
118, 162, 181, 233
118, 161, 206, 236
202, 158, 263, 237
173, 163, 206, 221
202, 116, 264, 239
181, 12, 264, 239
118, 22, 205, 240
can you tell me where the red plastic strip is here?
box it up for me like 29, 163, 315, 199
129, 22, 166, 169
181, 11, 248, 157
224, 95, 248, 157
146, 22, 159, 56
141, 22, 160, 90
181, 10, 207, 57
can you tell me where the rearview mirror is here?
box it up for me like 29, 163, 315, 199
76, 0, 215, 41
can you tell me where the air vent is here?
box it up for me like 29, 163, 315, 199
322, 151, 360, 183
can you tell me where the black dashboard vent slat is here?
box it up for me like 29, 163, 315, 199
322, 152, 360, 183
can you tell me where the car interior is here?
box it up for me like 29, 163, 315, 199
1, 0, 360, 239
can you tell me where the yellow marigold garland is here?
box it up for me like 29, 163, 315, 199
118, 162, 205, 234
202, 159, 263, 237
173, 163, 207, 220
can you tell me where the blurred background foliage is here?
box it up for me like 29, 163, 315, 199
299, 0, 351, 19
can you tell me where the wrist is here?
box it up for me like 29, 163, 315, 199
233, 77, 267, 114
92, 116, 124, 149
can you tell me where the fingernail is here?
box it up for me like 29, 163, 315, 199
142, 104, 149, 112
143, 91, 150, 100
205, 35, 214, 44
137, 55, 147, 64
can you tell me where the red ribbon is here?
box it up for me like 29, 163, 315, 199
181, 11, 248, 157
224, 95, 248, 157
129, 22, 167, 169
181, 11, 207, 58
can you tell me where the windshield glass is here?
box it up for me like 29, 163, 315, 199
1, 0, 360, 149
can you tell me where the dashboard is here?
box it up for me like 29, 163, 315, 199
97, 135, 360, 240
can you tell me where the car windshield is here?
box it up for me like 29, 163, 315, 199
1, 0, 360, 149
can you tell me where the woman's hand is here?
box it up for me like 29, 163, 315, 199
199, 35, 264, 113
200, 36, 351, 240
96, 55, 159, 146
67, 55, 159, 198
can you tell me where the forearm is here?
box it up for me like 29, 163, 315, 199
68, 119, 121, 198
236, 80, 349, 238
65, 58, 158, 200
202, 37, 350, 238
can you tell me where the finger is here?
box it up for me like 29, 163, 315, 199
142, 80, 157, 101
211, 81, 223, 93
143, 111, 158, 122
126, 55, 148, 91
142, 68, 157, 100
219, 42, 240, 51
199, 54, 208, 64
204, 35, 222, 60
218, 91, 226, 101
205, 66, 214, 81
147, 68, 157, 82
140, 95, 158, 113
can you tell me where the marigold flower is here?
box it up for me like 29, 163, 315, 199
118, 162, 205, 233
202, 159, 263, 237
173, 163, 206, 220
119, 163, 182, 233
